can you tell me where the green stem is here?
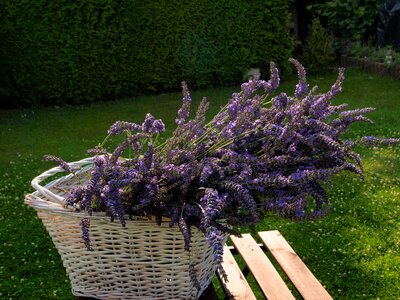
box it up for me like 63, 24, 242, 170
100, 134, 111, 147
154, 133, 160, 146
262, 99, 273, 106
204, 90, 243, 129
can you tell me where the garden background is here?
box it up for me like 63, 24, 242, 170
1, 0, 400, 298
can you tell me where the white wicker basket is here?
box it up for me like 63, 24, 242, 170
24, 157, 220, 300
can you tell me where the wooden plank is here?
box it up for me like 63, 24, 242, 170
217, 245, 257, 300
258, 231, 333, 300
230, 234, 295, 300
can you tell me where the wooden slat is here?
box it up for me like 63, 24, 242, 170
230, 234, 295, 300
217, 245, 257, 300
259, 231, 333, 300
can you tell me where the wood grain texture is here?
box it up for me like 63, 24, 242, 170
259, 230, 333, 300
230, 234, 295, 300
218, 245, 257, 300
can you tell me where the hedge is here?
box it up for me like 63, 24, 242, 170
0, 0, 293, 107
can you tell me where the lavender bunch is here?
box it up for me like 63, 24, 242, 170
47, 59, 400, 264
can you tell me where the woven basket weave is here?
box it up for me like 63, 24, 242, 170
25, 157, 220, 300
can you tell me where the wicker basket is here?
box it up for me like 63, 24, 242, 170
24, 157, 220, 300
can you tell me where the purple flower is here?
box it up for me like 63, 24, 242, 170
205, 227, 225, 263
339, 107, 375, 118
289, 58, 309, 98
87, 146, 107, 156
108, 121, 140, 135
44, 59, 400, 266
178, 217, 191, 251
200, 188, 226, 229
261, 62, 280, 94
81, 155, 106, 215
80, 218, 93, 251
362, 136, 400, 146
65, 186, 85, 207
110, 140, 129, 163
176, 81, 192, 126
272, 93, 289, 110
43, 155, 74, 173
142, 113, 165, 134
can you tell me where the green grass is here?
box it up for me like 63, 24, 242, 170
1, 69, 400, 299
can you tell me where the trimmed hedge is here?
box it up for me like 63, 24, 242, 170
0, 0, 293, 107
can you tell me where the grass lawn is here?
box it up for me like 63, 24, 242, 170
1, 68, 400, 299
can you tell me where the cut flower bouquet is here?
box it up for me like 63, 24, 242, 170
41, 59, 399, 275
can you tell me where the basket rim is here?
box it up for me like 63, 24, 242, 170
25, 193, 175, 223
31, 157, 94, 205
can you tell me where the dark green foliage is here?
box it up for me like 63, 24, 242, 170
0, 0, 293, 107
307, 0, 381, 49
350, 43, 400, 67
301, 18, 336, 73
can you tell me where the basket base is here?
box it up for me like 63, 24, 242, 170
32, 208, 219, 300
76, 281, 219, 300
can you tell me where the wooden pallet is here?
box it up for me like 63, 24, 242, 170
216, 230, 332, 300
80, 230, 332, 300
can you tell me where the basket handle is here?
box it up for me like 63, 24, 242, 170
31, 157, 94, 205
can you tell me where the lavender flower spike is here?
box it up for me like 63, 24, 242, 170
43, 155, 74, 173
265, 62, 280, 93
176, 81, 192, 126
142, 113, 166, 134
362, 136, 400, 146
325, 67, 345, 101
108, 121, 140, 135
289, 58, 309, 99
80, 218, 93, 251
